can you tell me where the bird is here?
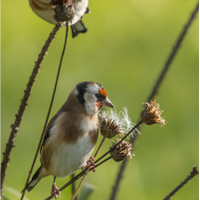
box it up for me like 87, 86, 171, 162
28, 0, 89, 38
23, 81, 114, 198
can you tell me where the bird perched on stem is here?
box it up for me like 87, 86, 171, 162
28, 0, 89, 38
23, 81, 114, 198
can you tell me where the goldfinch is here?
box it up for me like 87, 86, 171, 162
24, 81, 114, 198
28, 0, 89, 38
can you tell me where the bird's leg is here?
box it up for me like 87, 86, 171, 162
85, 156, 96, 172
51, 177, 61, 199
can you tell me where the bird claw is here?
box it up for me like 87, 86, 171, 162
51, 183, 61, 199
85, 156, 96, 172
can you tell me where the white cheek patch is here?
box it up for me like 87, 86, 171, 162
84, 93, 98, 115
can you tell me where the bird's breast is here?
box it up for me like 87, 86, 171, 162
29, 0, 88, 26
47, 114, 99, 177
50, 133, 96, 177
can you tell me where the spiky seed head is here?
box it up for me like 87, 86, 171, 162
100, 117, 122, 138
99, 108, 134, 138
141, 100, 166, 126
110, 139, 133, 162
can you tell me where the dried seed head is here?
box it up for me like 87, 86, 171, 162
100, 117, 122, 138
110, 139, 133, 162
99, 108, 134, 138
141, 100, 166, 126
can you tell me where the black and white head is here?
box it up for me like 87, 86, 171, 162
76, 81, 114, 115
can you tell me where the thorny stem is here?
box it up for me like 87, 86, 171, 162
163, 166, 199, 200
110, 2, 199, 200
1, 23, 61, 197
21, 24, 68, 200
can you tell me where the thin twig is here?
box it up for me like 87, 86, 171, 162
21, 24, 68, 200
71, 173, 77, 200
1, 23, 61, 197
110, 160, 128, 200
147, 2, 199, 102
163, 166, 199, 200
71, 169, 89, 200
93, 137, 106, 158
109, 2, 199, 200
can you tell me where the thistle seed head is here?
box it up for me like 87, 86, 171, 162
141, 100, 166, 126
100, 117, 122, 138
99, 108, 134, 138
110, 139, 133, 162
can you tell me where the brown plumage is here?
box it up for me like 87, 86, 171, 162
28, 0, 89, 38
23, 82, 114, 198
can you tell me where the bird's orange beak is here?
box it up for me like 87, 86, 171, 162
102, 97, 115, 108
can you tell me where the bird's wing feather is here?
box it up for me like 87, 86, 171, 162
40, 111, 62, 153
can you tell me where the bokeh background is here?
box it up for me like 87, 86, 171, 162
1, 0, 199, 199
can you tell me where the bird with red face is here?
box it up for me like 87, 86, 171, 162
23, 81, 114, 198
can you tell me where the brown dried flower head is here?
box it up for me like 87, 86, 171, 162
141, 100, 166, 125
110, 139, 133, 162
100, 117, 122, 138
99, 108, 134, 138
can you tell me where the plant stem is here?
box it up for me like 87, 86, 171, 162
110, 159, 128, 200
21, 24, 68, 200
110, 2, 199, 200
163, 166, 199, 200
1, 23, 62, 197
147, 1, 199, 102
71, 173, 77, 200
93, 137, 106, 158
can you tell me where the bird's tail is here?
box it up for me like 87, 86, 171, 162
22, 165, 43, 193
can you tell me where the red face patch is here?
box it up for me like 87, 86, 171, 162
96, 101, 102, 110
98, 88, 107, 97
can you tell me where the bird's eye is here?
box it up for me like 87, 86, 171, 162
95, 94, 105, 101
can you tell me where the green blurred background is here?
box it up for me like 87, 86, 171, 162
2, 0, 199, 199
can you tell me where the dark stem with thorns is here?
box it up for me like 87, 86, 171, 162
163, 166, 199, 200
109, 2, 199, 200
21, 24, 68, 200
1, 23, 62, 197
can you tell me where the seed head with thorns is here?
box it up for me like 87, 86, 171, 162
99, 108, 134, 138
141, 100, 166, 126
110, 139, 134, 162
